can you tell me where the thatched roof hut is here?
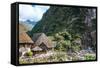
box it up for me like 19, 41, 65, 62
32, 33, 53, 50
19, 32, 34, 44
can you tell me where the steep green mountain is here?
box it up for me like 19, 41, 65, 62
29, 6, 96, 35
31, 6, 83, 35
28, 6, 96, 50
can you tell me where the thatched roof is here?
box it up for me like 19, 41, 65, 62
19, 32, 34, 43
32, 33, 53, 48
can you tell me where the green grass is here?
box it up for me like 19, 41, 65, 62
84, 54, 96, 60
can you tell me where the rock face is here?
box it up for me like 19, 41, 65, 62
81, 9, 96, 50
91, 31, 96, 45
28, 6, 96, 51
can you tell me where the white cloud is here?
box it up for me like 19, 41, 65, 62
19, 4, 50, 22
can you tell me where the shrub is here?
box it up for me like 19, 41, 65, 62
54, 33, 64, 41
53, 31, 82, 52
71, 45, 81, 52
26, 51, 33, 57
84, 54, 96, 60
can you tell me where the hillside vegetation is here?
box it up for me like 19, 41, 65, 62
28, 6, 96, 51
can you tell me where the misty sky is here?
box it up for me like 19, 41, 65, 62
19, 4, 50, 30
